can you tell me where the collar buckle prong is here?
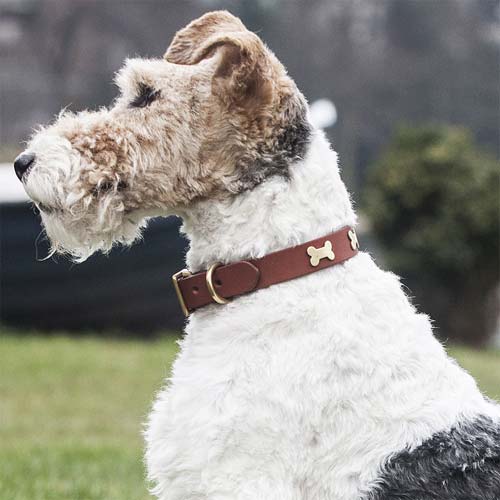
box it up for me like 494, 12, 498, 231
171, 268, 192, 317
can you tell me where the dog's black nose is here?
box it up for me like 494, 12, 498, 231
14, 152, 36, 181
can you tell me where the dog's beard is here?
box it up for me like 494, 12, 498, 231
31, 179, 148, 262
39, 209, 147, 262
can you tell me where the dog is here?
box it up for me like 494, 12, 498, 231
14, 11, 500, 500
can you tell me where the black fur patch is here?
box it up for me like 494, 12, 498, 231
234, 108, 312, 192
366, 416, 500, 500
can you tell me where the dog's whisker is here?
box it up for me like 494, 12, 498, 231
34, 229, 56, 262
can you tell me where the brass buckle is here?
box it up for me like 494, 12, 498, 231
206, 262, 230, 305
171, 269, 192, 317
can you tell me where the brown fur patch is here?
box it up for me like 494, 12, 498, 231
165, 11, 247, 64
166, 11, 279, 111
165, 11, 311, 192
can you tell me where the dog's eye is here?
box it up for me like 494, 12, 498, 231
99, 182, 114, 192
129, 83, 160, 108
95, 181, 128, 194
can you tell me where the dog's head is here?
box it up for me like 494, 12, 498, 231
15, 11, 310, 260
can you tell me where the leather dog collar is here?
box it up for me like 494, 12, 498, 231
172, 226, 360, 316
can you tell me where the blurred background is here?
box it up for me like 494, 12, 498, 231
0, 1, 499, 499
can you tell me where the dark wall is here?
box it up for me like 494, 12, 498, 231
0, 203, 187, 334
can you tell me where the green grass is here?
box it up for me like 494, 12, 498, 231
0, 334, 498, 500
0, 334, 178, 500
450, 346, 500, 401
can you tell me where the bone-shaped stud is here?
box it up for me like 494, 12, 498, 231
307, 240, 335, 267
348, 229, 360, 251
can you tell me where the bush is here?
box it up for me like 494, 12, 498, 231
363, 125, 499, 345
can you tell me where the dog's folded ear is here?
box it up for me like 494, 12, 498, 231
165, 11, 246, 64
165, 11, 274, 108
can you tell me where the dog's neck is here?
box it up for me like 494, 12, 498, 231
180, 130, 357, 273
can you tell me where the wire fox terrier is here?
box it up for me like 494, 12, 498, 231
15, 11, 500, 500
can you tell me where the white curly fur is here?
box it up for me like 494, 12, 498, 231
145, 130, 499, 500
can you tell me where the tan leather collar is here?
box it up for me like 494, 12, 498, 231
172, 226, 360, 316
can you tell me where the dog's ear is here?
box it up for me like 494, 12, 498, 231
165, 11, 246, 63
165, 11, 274, 108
